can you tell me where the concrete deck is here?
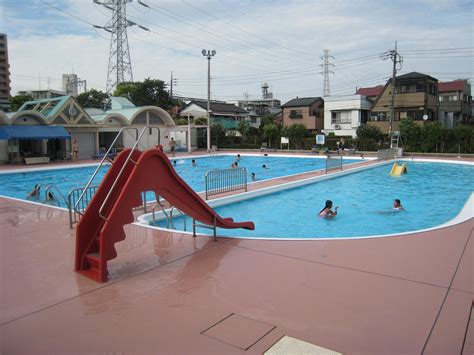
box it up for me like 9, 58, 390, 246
0, 154, 473, 354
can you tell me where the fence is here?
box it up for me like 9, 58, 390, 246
325, 155, 343, 173
205, 167, 248, 199
68, 186, 98, 229
377, 148, 398, 160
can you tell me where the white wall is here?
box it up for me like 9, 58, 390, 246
323, 95, 371, 138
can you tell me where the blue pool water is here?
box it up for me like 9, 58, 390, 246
0, 154, 361, 207
151, 162, 474, 239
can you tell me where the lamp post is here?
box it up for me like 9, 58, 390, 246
202, 49, 216, 151
187, 113, 192, 153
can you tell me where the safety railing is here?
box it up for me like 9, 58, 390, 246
377, 148, 398, 160
170, 206, 187, 231
44, 184, 69, 208
325, 155, 343, 173
68, 185, 98, 229
205, 167, 247, 200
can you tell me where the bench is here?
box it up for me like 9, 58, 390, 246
25, 157, 50, 165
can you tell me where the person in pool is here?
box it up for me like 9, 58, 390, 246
262, 164, 268, 169
319, 200, 339, 218
392, 199, 405, 211
236, 154, 241, 162
28, 184, 41, 198
192, 159, 196, 166
251, 172, 257, 181
173, 160, 177, 166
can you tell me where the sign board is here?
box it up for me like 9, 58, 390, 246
281, 137, 289, 144
316, 134, 325, 145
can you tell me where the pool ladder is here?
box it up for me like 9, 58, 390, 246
43, 184, 69, 208
151, 197, 187, 231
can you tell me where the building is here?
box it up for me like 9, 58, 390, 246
323, 95, 372, 137
0, 33, 11, 111
438, 79, 472, 128
369, 72, 439, 134
0, 96, 178, 162
281, 97, 324, 131
355, 85, 384, 101
236, 83, 282, 117
18, 89, 66, 100
180, 100, 253, 129
62, 74, 79, 96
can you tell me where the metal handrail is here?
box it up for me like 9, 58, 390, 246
74, 126, 140, 214
170, 206, 187, 231
44, 184, 69, 207
151, 197, 170, 227
325, 155, 343, 173
68, 185, 98, 229
205, 167, 247, 200
98, 126, 161, 220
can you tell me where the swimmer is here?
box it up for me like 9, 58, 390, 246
392, 199, 405, 211
262, 164, 268, 169
236, 154, 241, 162
251, 172, 257, 181
27, 184, 41, 198
46, 191, 56, 202
192, 159, 196, 166
173, 160, 177, 166
319, 200, 338, 218
231, 162, 238, 169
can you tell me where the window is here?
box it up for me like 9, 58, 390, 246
331, 111, 351, 124
440, 95, 458, 102
416, 83, 425, 92
406, 111, 424, 120
429, 83, 437, 95
370, 112, 387, 121
289, 109, 303, 119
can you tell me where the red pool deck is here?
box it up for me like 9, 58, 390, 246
0, 156, 473, 354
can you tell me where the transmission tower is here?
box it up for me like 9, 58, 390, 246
319, 49, 335, 97
94, 0, 135, 93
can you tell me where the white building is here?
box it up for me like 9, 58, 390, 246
62, 74, 79, 96
323, 95, 372, 138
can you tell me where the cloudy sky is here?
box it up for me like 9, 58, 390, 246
1, 0, 473, 103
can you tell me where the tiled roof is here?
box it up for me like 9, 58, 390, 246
438, 80, 467, 92
282, 97, 322, 108
356, 86, 384, 97
395, 72, 438, 82
191, 101, 248, 114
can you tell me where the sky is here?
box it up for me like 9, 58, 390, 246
1, 0, 473, 103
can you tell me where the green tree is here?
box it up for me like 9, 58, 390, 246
356, 124, 383, 141
76, 89, 110, 109
194, 117, 207, 125
399, 118, 422, 151
260, 114, 275, 128
237, 120, 250, 142
10, 93, 33, 111
263, 123, 279, 146
211, 123, 227, 147
114, 78, 172, 108
174, 117, 188, 125
281, 124, 307, 149
420, 122, 443, 152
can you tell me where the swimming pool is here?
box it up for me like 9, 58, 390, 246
144, 161, 474, 239
0, 154, 362, 207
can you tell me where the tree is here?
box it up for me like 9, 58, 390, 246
114, 78, 173, 108
194, 117, 207, 125
174, 117, 188, 125
260, 114, 275, 128
356, 124, 383, 141
76, 89, 110, 109
263, 123, 279, 146
237, 120, 250, 142
281, 124, 307, 149
399, 118, 422, 151
10, 93, 33, 111
211, 123, 227, 147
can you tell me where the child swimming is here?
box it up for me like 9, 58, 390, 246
319, 200, 339, 218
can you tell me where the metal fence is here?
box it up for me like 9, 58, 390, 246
205, 167, 248, 199
325, 155, 343, 173
68, 186, 98, 229
377, 148, 398, 160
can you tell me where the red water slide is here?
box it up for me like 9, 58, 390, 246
75, 148, 254, 282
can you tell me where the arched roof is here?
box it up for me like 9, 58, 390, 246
90, 113, 129, 126
0, 111, 9, 124
11, 110, 48, 125
106, 106, 175, 126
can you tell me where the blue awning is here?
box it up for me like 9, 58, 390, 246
0, 125, 71, 140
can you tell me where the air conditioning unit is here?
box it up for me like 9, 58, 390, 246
334, 124, 341, 130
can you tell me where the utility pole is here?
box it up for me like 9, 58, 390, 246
319, 49, 334, 97
202, 49, 216, 152
382, 41, 403, 142
170, 71, 178, 100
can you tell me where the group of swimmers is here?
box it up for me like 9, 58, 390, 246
27, 184, 56, 202
319, 199, 404, 219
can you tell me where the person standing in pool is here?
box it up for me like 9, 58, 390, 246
392, 199, 405, 211
251, 172, 257, 181
192, 159, 196, 166
28, 184, 41, 198
236, 154, 241, 162
262, 164, 269, 169
173, 160, 177, 166
319, 200, 339, 218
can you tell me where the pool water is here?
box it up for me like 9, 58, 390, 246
151, 162, 474, 239
0, 154, 361, 207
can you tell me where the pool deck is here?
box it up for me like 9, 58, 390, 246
0, 154, 473, 354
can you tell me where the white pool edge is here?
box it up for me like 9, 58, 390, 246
136, 158, 474, 240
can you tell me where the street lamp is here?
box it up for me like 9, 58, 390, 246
202, 49, 216, 151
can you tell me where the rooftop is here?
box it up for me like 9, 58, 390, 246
356, 85, 384, 97
191, 100, 248, 114
395, 71, 438, 82
282, 97, 322, 108
439, 79, 469, 93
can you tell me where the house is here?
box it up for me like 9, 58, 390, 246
0, 96, 178, 162
281, 97, 324, 131
355, 85, 384, 101
179, 100, 253, 129
369, 72, 439, 134
438, 79, 472, 128
323, 95, 372, 137
18, 89, 66, 100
